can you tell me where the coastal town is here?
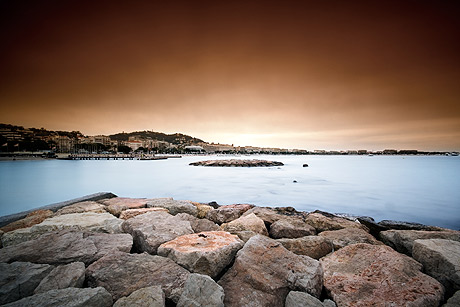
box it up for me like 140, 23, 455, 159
0, 123, 458, 158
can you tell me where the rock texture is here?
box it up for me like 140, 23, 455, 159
86, 252, 190, 303
54, 201, 107, 216
305, 212, 368, 233
175, 213, 220, 233
319, 228, 383, 250
221, 213, 268, 236
219, 235, 323, 306
285, 291, 336, 307
269, 218, 316, 238
321, 243, 444, 307
2, 287, 113, 307
0, 231, 132, 265
206, 204, 254, 224
190, 159, 284, 167
34, 262, 86, 294
0, 262, 54, 305
379, 220, 446, 231
380, 229, 460, 255
191, 202, 214, 218
121, 211, 193, 254
413, 239, 460, 296
158, 231, 244, 278
119, 208, 168, 220
2, 212, 123, 247
101, 197, 150, 217
277, 236, 332, 259
147, 199, 198, 216
443, 290, 460, 307
0, 210, 53, 233
113, 286, 165, 307
177, 273, 225, 307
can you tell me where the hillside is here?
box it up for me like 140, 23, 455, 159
109, 131, 204, 145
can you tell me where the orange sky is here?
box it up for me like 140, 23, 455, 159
1, 0, 460, 150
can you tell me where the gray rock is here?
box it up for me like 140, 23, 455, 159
232, 230, 259, 242
221, 213, 268, 236
158, 231, 244, 278
443, 290, 460, 307
318, 227, 383, 250
218, 235, 323, 306
147, 199, 198, 216
2, 287, 113, 307
122, 211, 193, 254
379, 220, 446, 231
285, 291, 323, 307
34, 262, 86, 294
2, 212, 123, 247
304, 212, 368, 233
175, 213, 220, 233
113, 286, 165, 307
277, 236, 332, 259
86, 251, 190, 303
413, 239, 460, 296
177, 273, 225, 307
269, 218, 316, 239
55, 201, 107, 215
380, 229, 460, 255
206, 204, 254, 224
0, 262, 54, 305
0, 231, 132, 265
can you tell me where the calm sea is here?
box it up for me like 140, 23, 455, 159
0, 155, 459, 230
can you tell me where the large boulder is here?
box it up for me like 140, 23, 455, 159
304, 212, 368, 233
55, 201, 107, 216
34, 262, 85, 294
119, 208, 168, 220
2, 212, 123, 247
86, 252, 190, 303
100, 197, 151, 217
269, 218, 316, 239
2, 287, 113, 307
190, 202, 214, 219
158, 231, 244, 278
318, 228, 383, 250
0, 210, 53, 233
221, 213, 268, 236
177, 273, 225, 307
380, 229, 460, 255
0, 262, 54, 305
206, 204, 254, 224
413, 239, 460, 296
147, 199, 198, 216
218, 235, 323, 306
113, 286, 165, 307
277, 236, 332, 259
0, 231, 132, 265
121, 211, 193, 254
285, 291, 336, 307
175, 213, 220, 233
321, 243, 444, 307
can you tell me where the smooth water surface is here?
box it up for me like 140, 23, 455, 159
0, 155, 459, 229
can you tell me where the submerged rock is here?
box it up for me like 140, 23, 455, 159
276, 236, 332, 259
2, 287, 113, 307
221, 213, 268, 236
218, 235, 323, 306
177, 273, 225, 307
34, 262, 85, 294
321, 243, 444, 307
121, 211, 193, 254
86, 252, 190, 303
0, 231, 132, 265
379, 229, 460, 255
113, 286, 165, 307
0, 262, 54, 305
158, 231, 244, 278
413, 239, 460, 296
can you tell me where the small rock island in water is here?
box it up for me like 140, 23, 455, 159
0, 193, 459, 306
189, 159, 284, 167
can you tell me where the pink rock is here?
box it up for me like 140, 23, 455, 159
321, 243, 444, 307
101, 198, 149, 217
206, 204, 254, 224
119, 208, 168, 220
0, 210, 53, 233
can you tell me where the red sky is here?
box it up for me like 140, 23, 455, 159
1, 0, 460, 150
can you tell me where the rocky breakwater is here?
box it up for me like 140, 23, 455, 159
0, 195, 459, 306
189, 159, 284, 167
